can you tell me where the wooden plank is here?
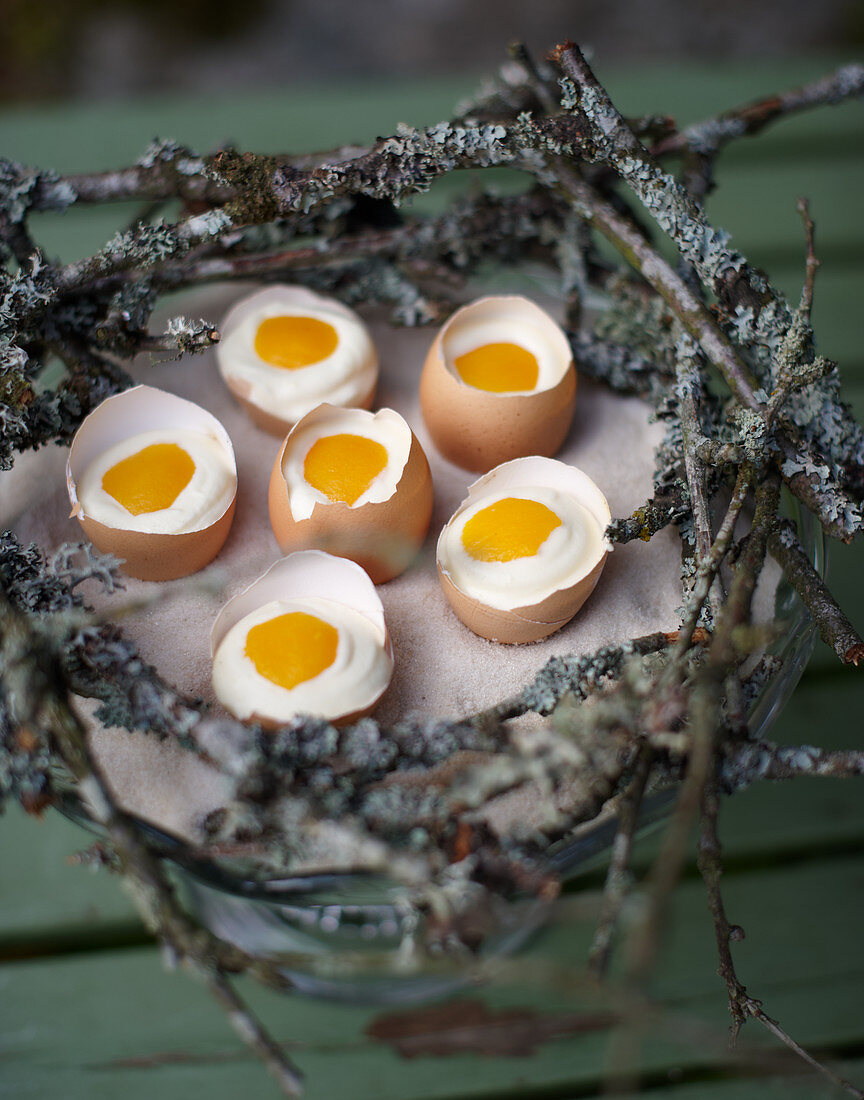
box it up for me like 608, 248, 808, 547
608, 1061, 864, 1100
1, 852, 862, 1100
0, 807, 143, 953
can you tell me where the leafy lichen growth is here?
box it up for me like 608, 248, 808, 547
1, 46, 864, 1097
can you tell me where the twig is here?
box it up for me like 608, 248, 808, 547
553, 40, 863, 541
674, 465, 753, 657
769, 520, 864, 664
653, 63, 864, 161
136, 322, 221, 354
675, 335, 715, 567
709, 472, 781, 671
699, 779, 864, 1098
588, 744, 653, 980
606, 487, 689, 545
0, 587, 303, 1094
44, 688, 306, 1095
509, 41, 560, 115
549, 163, 853, 541
722, 740, 864, 788
207, 969, 304, 1097
796, 198, 820, 319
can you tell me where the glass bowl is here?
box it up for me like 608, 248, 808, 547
54, 493, 822, 1005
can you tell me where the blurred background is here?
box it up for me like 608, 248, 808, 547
2, 0, 863, 103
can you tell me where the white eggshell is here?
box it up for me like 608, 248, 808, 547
210, 550, 393, 728
66, 385, 237, 581
216, 284, 379, 436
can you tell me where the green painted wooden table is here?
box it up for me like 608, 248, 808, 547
1, 59, 863, 1099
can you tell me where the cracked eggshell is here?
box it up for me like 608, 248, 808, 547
66, 386, 237, 581
436, 457, 611, 645
419, 295, 576, 473
268, 404, 434, 584
210, 550, 393, 728
216, 284, 378, 437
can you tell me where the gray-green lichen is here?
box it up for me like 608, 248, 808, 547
1, 45, 863, 913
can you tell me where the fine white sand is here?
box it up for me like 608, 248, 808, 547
4, 283, 685, 839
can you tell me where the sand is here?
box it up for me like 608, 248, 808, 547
3, 283, 685, 839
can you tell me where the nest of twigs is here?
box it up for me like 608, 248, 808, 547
2, 40, 864, 1099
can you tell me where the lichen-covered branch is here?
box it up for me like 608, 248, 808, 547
2, 41, 863, 1099
698, 780, 864, 1099
554, 41, 864, 541
652, 63, 864, 198
587, 743, 653, 979
769, 519, 864, 664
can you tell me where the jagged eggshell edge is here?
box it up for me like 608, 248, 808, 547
267, 405, 434, 584
66, 385, 237, 582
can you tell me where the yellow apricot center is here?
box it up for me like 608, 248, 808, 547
462, 496, 561, 562
453, 342, 539, 393
245, 611, 338, 690
101, 443, 195, 516
254, 315, 339, 369
303, 433, 388, 505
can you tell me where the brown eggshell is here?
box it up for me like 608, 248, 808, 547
268, 405, 434, 584
249, 697, 380, 732
420, 295, 577, 473
227, 374, 377, 438
66, 386, 237, 582
210, 550, 393, 726
77, 502, 237, 583
437, 552, 608, 645
436, 456, 611, 644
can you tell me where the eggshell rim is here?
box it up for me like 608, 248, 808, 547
420, 315, 577, 473
435, 294, 573, 395
210, 549, 391, 661
436, 456, 613, 613
275, 403, 415, 518
66, 384, 237, 533
268, 425, 434, 584
218, 283, 368, 339
216, 284, 380, 434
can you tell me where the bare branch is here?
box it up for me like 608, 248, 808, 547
588, 744, 653, 979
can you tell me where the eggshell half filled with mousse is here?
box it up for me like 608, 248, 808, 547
268, 404, 434, 584
66, 386, 237, 581
216, 284, 379, 437
437, 457, 612, 644
420, 295, 577, 473
211, 551, 394, 728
